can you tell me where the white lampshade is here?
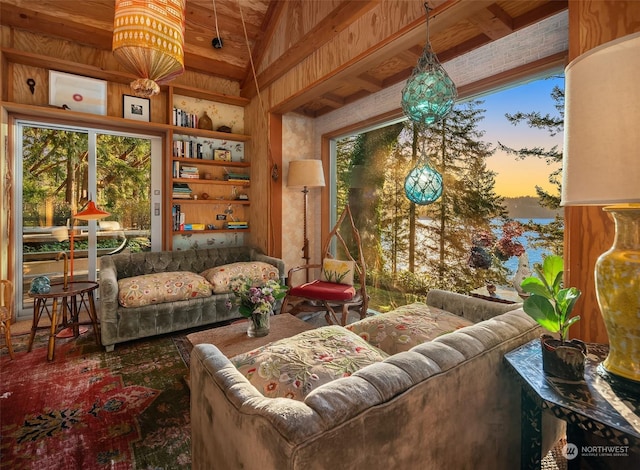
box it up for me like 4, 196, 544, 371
288, 160, 326, 188
561, 32, 640, 206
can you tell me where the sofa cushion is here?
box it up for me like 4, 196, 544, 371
345, 302, 474, 355
230, 325, 388, 401
289, 280, 356, 301
201, 261, 280, 294
320, 259, 355, 285
117, 271, 212, 308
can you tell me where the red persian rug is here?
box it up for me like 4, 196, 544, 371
0, 331, 190, 469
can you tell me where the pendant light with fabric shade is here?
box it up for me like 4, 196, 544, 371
112, 0, 186, 97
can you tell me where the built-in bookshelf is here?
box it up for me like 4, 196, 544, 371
168, 95, 251, 247
166, 92, 251, 249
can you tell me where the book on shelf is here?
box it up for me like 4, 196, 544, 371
173, 107, 198, 129
224, 172, 249, 180
172, 204, 182, 231
173, 140, 203, 159
227, 221, 248, 229
173, 182, 192, 192
172, 182, 192, 199
183, 223, 205, 231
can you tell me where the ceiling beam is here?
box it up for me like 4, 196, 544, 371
271, 0, 496, 114
513, 1, 568, 29
351, 74, 383, 93
0, 3, 113, 51
241, 0, 382, 100
240, 0, 287, 90
317, 93, 345, 108
468, 5, 514, 40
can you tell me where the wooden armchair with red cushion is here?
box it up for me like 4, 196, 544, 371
280, 205, 368, 326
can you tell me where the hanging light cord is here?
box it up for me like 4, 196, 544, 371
238, 0, 276, 252
238, 1, 267, 124
424, 2, 432, 49
212, 0, 221, 41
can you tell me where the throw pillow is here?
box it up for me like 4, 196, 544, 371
345, 302, 474, 355
118, 271, 212, 308
200, 262, 280, 294
231, 325, 388, 401
319, 259, 355, 285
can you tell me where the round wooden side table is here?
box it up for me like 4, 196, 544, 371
28, 281, 101, 361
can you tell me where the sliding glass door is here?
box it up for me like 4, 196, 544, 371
15, 121, 162, 319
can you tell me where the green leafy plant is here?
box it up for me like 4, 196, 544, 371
520, 255, 581, 343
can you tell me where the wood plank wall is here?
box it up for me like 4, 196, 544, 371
566, 0, 640, 343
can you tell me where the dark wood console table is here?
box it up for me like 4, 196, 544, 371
504, 340, 639, 470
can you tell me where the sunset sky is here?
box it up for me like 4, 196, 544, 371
477, 76, 564, 197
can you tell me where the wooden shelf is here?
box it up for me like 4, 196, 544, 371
172, 178, 249, 186
2, 48, 251, 108
172, 157, 249, 168
171, 199, 250, 205
171, 126, 250, 142
1, 101, 170, 135
174, 229, 249, 234
171, 85, 250, 107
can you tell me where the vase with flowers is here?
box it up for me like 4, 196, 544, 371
468, 220, 526, 293
229, 276, 289, 337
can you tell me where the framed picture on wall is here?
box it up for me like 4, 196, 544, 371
49, 71, 107, 115
123, 94, 150, 122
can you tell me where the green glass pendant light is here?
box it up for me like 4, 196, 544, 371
404, 161, 443, 205
401, 3, 457, 126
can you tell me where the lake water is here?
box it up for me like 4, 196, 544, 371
391, 217, 555, 274
501, 218, 553, 274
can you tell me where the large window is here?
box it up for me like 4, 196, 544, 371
15, 122, 162, 318
332, 77, 564, 313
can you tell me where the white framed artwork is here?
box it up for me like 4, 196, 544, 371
49, 71, 107, 115
123, 94, 150, 122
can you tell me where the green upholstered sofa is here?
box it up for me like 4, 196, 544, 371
190, 289, 564, 470
99, 247, 284, 351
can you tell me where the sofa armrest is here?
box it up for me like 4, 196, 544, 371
98, 255, 120, 346
426, 289, 521, 323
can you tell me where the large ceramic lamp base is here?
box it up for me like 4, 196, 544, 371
595, 204, 640, 385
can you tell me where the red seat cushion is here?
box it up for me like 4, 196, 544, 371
289, 280, 356, 302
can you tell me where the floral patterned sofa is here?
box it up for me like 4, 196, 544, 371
99, 247, 284, 351
190, 290, 565, 469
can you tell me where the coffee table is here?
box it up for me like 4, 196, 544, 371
187, 313, 314, 359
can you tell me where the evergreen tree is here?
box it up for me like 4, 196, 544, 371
340, 124, 404, 275
21, 127, 151, 229
336, 101, 508, 301
498, 81, 565, 255
418, 100, 507, 292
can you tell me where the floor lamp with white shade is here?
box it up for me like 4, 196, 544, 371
287, 160, 326, 276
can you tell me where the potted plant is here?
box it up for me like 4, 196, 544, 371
520, 255, 587, 380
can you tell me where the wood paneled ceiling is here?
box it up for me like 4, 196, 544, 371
0, 0, 567, 117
